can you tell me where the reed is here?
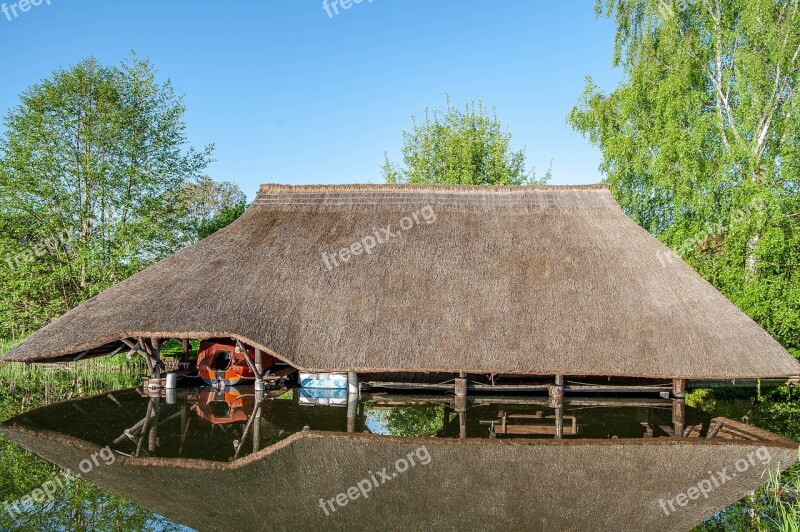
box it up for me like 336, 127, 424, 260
766, 459, 800, 532
0, 356, 144, 421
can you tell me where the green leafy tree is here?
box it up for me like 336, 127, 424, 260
177, 176, 247, 241
0, 54, 214, 342
569, 0, 800, 357
383, 95, 551, 185
195, 201, 247, 240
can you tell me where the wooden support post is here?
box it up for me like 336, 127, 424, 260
255, 348, 264, 376
347, 372, 359, 397
181, 339, 190, 363
455, 373, 467, 397
149, 338, 163, 378
672, 399, 686, 438
672, 378, 687, 399
548, 375, 564, 408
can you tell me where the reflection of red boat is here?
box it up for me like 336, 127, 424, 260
195, 388, 255, 425
197, 338, 274, 387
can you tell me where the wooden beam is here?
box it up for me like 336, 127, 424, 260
136, 338, 154, 375
262, 366, 298, 382
232, 402, 262, 461
236, 340, 261, 379
73, 349, 90, 362
707, 419, 724, 439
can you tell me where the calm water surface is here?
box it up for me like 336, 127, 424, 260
1, 385, 797, 531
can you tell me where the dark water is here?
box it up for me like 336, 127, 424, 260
1, 385, 798, 531
6, 387, 728, 461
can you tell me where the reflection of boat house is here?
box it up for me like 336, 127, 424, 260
5, 185, 800, 395
3, 394, 798, 531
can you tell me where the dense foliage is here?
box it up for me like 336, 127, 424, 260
0, 55, 245, 347
569, 0, 800, 358
382, 95, 551, 185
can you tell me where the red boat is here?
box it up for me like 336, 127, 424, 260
197, 338, 274, 387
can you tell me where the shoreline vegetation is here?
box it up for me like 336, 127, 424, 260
0, 355, 187, 531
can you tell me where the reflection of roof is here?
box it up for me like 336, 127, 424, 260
5, 184, 800, 379
2, 422, 797, 531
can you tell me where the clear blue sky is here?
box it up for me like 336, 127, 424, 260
0, 0, 620, 200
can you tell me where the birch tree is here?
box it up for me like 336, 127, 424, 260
569, 0, 800, 356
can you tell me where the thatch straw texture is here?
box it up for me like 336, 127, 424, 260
2, 424, 796, 532
4, 184, 799, 378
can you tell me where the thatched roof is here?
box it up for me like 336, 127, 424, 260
2, 424, 797, 531
4, 184, 799, 378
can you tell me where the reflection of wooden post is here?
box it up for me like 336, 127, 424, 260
554, 406, 564, 439
347, 396, 357, 433
673, 399, 686, 438
180, 403, 188, 438
455, 373, 468, 438
254, 388, 264, 453
347, 373, 358, 433
672, 378, 686, 398
148, 398, 160, 453
135, 398, 155, 457
455, 394, 468, 439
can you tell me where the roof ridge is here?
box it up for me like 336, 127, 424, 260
258, 183, 609, 195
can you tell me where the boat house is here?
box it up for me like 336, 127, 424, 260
4, 184, 799, 394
